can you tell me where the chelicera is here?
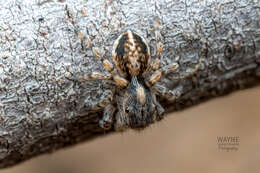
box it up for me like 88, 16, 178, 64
78, 30, 200, 131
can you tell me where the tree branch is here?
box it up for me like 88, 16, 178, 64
0, 0, 259, 168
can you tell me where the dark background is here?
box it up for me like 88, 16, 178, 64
2, 87, 260, 173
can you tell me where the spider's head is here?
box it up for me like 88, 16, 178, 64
119, 76, 160, 129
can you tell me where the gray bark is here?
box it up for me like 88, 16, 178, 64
0, 0, 259, 168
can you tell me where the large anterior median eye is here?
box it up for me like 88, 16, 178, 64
125, 107, 129, 114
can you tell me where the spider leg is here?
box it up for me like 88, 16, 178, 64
149, 17, 164, 72
92, 47, 116, 74
147, 63, 179, 86
78, 72, 129, 88
174, 59, 202, 80
151, 41, 163, 71
99, 104, 116, 130
76, 30, 93, 49
114, 111, 129, 131
152, 84, 183, 101
150, 30, 163, 72
75, 29, 117, 74
151, 93, 165, 120
78, 72, 112, 81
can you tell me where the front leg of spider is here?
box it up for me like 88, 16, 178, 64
99, 104, 116, 130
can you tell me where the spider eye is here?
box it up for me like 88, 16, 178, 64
125, 108, 129, 113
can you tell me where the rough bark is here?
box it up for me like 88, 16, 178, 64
0, 0, 259, 168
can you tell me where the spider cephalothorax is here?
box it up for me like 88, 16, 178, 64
116, 75, 165, 129
78, 30, 200, 131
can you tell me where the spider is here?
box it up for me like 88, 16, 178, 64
78, 30, 200, 131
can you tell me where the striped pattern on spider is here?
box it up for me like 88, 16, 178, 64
78, 30, 200, 131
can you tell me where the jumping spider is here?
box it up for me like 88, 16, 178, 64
78, 30, 200, 131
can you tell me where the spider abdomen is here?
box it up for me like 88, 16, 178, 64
112, 30, 151, 77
